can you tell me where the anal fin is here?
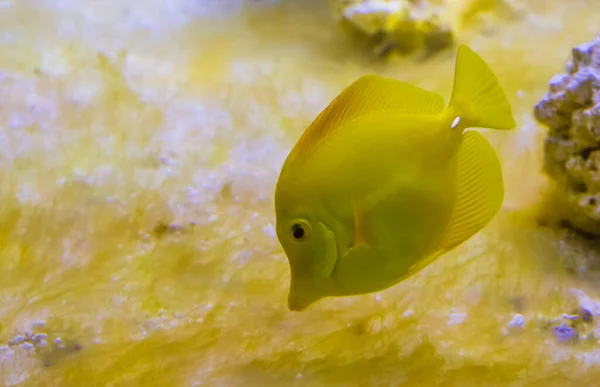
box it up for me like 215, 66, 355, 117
438, 130, 504, 251
403, 130, 504, 278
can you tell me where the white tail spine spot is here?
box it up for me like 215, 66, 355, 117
451, 116, 461, 129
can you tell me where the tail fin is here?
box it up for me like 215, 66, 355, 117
448, 45, 516, 130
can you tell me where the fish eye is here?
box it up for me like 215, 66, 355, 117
290, 221, 310, 242
292, 225, 305, 240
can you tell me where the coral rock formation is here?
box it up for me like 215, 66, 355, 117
535, 35, 600, 235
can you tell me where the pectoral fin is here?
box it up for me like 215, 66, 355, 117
352, 198, 371, 249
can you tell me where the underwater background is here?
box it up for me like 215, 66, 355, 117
0, 0, 600, 385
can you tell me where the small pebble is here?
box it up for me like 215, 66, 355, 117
261, 224, 276, 238
11, 335, 25, 345
32, 333, 48, 341
447, 312, 467, 325
553, 323, 578, 342
507, 313, 525, 329
579, 308, 593, 323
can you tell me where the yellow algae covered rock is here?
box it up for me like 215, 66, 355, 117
535, 35, 600, 235
333, 0, 453, 55
331, 0, 520, 56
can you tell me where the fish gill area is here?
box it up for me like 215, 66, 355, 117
0, 0, 599, 386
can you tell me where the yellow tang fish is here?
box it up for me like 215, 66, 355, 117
274, 45, 516, 311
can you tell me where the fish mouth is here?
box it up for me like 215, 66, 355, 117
287, 270, 325, 312
287, 296, 308, 312
286, 220, 338, 312
287, 290, 320, 312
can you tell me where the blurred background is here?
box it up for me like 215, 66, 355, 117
0, 0, 599, 386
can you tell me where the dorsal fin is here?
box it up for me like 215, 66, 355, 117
403, 130, 504, 278
287, 75, 445, 163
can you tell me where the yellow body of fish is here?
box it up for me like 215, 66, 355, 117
274, 45, 516, 311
